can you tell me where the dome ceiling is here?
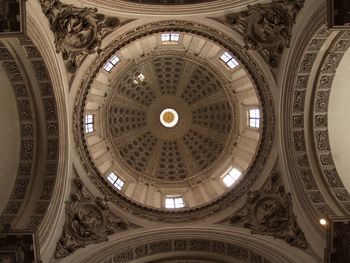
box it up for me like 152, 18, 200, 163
106, 56, 232, 183
73, 21, 275, 222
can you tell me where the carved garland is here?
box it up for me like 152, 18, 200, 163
55, 178, 129, 258
39, 0, 121, 73
224, 0, 304, 67
72, 20, 275, 223
229, 173, 307, 249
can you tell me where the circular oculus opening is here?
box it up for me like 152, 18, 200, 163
160, 108, 179, 128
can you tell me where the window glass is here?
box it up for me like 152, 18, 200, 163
85, 114, 94, 133
107, 172, 125, 190
161, 33, 180, 44
165, 196, 185, 208
103, 55, 120, 72
223, 168, 241, 187
248, 109, 260, 128
220, 51, 239, 69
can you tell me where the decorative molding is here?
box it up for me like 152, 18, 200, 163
229, 173, 307, 249
0, 37, 59, 231
288, 27, 350, 219
0, 40, 35, 230
281, 17, 339, 231
106, 238, 271, 263
39, 0, 121, 73
17, 36, 59, 231
224, 0, 304, 67
72, 20, 276, 223
311, 31, 350, 214
55, 178, 129, 258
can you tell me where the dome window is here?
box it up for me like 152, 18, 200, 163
223, 168, 241, 187
161, 33, 180, 44
103, 55, 120, 72
85, 114, 94, 133
165, 195, 185, 209
220, 51, 239, 69
107, 172, 124, 190
248, 108, 260, 128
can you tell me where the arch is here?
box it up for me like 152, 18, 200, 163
59, 227, 317, 263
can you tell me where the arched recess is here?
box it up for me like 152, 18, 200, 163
328, 44, 350, 194
279, 0, 350, 256
0, 34, 63, 232
0, 51, 20, 215
58, 227, 317, 263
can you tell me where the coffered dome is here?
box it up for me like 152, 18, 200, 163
73, 22, 274, 222
106, 55, 233, 183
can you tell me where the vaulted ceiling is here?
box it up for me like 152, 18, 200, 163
0, 0, 349, 262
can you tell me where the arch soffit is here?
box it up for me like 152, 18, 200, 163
280, 0, 350, 244
60, 227, 317, 263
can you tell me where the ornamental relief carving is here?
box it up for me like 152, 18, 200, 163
224, 0, 304, 67
286, 23, 337, 219
108, 239, 271, 263
0, 38, 59, 231
229, 173, 308, 249
0, 41, 35, 230
55, 178, 130, 258
287, 24, 350, 220
311, 30, 350, 214
40, 0, 122, 73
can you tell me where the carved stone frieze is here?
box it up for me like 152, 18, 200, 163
40, 0, 121, 73
230, 173, 307, 249
109, 239, 270, 263
225, 0, 304, 67
55, 178, 129, 258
